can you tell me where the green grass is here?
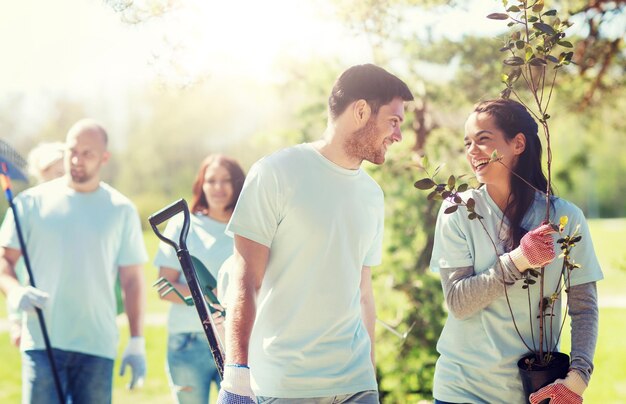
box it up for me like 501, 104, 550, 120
1, 220, 625, 402
561, 308, 626, 403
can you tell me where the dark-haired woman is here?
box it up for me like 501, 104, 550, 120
430, 99, 603, 403
154, 155, 245, 404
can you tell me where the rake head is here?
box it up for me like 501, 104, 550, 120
153, 277, 193, 306
152, 276, 225, 316
0, 139, 28, 181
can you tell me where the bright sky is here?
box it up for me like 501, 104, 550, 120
0, 0, 508, 141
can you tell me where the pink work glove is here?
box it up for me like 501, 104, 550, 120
509, 223, 556, 271
529, 371, 586, 404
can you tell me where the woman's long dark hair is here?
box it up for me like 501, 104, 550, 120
474, 99, 552, 247
190, 154, 246, 215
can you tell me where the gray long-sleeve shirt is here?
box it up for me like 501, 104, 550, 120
439, 254, 598, 384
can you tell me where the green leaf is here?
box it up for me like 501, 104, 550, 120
414, 178, 436, 190
466, 198, 476, 210
528, 57, 547, 66
447, 175, 456, 190
543, 9, 557, 16
527, 16, 538, 22
490, 150, 499, 162
433, 165, 442, 177
487, 13, 509, 20
457, 183, 469, 193
515, 40, 525, 49
503, 56, 525, 66
532, 0, 544, 13
546, 55, 559, 63
533, 22, 556, 35
507, 5, 520, 12
427, 190, 438, 201
444, 205, 458, 214
557, 40, 573, 48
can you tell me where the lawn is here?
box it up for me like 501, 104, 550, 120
1, 219, 625, 403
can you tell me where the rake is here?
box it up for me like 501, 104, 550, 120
0, 139, 65, 403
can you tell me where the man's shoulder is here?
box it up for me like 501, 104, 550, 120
261, 143, 309, 165
16, 177, 65, 200
98, 182, 136, 208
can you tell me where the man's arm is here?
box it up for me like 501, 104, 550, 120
119, 264, 145, 337
360, 266, 376, 367
0, 247, 22, 295
225, 235, 269, 365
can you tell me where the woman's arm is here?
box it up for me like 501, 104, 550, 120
439, 254, 523, 320
568, 281, 599, 385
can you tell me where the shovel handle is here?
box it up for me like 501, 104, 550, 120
148, 199, 190, 250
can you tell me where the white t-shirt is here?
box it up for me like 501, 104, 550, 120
153, 213, 232, 334
0, 178, 147, 359
430, 187, 603, 403
227, 143, 384, 398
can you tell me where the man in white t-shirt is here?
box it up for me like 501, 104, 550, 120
217, 64, 414, 403
0, 119, 148, 403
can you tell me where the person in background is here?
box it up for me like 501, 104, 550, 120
7, 141, 66, 347
154, 154, 245, 404
430, 99, 602, 403
218, 64, 414, 403
27, 142, 66, 183
0, 119, 148, 403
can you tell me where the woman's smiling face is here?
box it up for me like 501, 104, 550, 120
464, 111, 524, 187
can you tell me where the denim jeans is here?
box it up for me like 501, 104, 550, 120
22, 349, 114, 404
166, 332, 221, 404
257, 390, 379, 404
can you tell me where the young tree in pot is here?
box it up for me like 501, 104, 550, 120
415, 1, 603, 403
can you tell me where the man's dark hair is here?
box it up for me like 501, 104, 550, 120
328, 64, 414, 120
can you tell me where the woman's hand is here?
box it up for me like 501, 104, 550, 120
509, 223, 556, 271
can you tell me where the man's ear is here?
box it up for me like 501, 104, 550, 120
353, 99, 371, 126
513, 133, 526, 155
102, 151, 111, 164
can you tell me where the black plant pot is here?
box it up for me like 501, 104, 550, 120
517, 351, 570, 404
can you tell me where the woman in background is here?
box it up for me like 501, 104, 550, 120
153, 154, 245, 404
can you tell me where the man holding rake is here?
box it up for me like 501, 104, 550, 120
0, 119, 148, 403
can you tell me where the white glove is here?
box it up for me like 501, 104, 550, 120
217, 365, 256, 403
119, 336, 146, 389
7, 286, 49, 313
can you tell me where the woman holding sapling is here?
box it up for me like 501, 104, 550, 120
429, 98, 603, 403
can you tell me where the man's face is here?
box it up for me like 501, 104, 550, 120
344, 97, 405, 165
65, 129, 109, 184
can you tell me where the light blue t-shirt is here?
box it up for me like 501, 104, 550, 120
153, 213, 232, 334
430, 187, 603, 403
227, 143, 384, 398
0, 178, 148, 359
